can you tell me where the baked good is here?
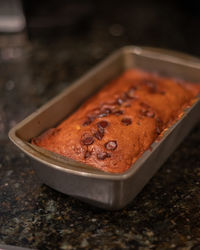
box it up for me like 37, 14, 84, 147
32, 69, 200, 173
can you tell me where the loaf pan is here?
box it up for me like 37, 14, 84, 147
9, 46, 200, 210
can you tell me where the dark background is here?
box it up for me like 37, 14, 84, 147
0, 1, 200, 249
22, 0, 200, 55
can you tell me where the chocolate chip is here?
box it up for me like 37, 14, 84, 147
159, 91, 166, 95
104, 108, 112, 114
82, 120, 92, 126
96, 121, 108, 135
45, 128, 57, 136
98, 108, 112, 118
97, 112, 108, 118
114, 110, 124, 116
156, 117, 163, 126
140, 109, 155, 118
105, 140, 117, 150
84, 151, 91, 159
31, 137, 39, 145
122, 93, 128, 101
116, 98, 124, 105
146, 110, 155, 118
94, 130, 104, 140
143, 80, 157, 93
121, 117, 132, 126
140, 108, 147, 116
81, 136, 94, 145
97, 120, 109, 129
126, 87, 136, 99
83, 114, 96, 126
49, 128, 60, 136
156, 127, 161, 135
97, 152, 111, 160
156, 117, 163, 135
89, 115, 96, 121
98, 126, 104, 134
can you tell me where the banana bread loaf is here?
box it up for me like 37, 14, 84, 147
32, 69, 200, 173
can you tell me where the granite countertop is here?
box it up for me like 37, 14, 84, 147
0, 1, 200, 249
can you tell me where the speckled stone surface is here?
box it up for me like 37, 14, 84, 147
0, 1, 200, 249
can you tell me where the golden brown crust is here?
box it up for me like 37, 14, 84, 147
32, 69, 200, 173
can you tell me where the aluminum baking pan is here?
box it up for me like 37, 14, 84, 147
9, 46, 200, 210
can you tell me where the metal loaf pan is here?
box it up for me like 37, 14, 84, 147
9, 46, 200, 210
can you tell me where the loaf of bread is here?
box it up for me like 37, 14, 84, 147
32, 69, 200, 173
